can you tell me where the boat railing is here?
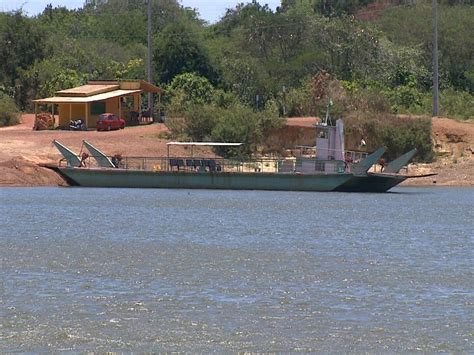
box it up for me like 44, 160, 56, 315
59, 155, 347, 174
345, 150, 369, 163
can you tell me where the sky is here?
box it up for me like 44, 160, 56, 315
0, 0, 280, 23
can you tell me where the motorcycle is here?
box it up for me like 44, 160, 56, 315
69, 119, 86, 131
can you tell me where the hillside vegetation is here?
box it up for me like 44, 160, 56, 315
0, 0, 473, 160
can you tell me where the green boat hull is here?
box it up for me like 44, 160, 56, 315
335, 173, 407, 192
58, 167, 353, 192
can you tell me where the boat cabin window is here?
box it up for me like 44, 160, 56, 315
318, 130, 328, 139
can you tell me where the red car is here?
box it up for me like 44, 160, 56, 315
97, 113, 125, 131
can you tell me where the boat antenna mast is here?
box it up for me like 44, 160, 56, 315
323, 97, 333, 126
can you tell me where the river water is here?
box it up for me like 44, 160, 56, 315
1, 187, 473, 352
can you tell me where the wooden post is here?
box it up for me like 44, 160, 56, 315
134, 93, 139, 111
34, 102, 38, 130
85, 103, 90, 129
138, 93, 142, 123
158, 92, 162, 122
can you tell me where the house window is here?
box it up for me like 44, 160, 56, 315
121, 96, 134, 109
91, 101, 106, 115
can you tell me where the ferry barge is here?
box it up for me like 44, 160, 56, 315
52, 120, 424, 192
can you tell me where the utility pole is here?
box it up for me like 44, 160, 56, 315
432, 0, 439, 117
147, 0, 154, 120
282, 86, 286, 116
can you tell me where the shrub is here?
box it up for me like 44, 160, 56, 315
166, 73, 214, 105
0, 94, 20, 127
164, 116, 189, 141
285, 84, 315, 117
165, 101, 282, 158
211, 104, 261, 157
166, 91, 190, 118
438, 88, 474, 120
211, 89, 238, 109
392, 88, 474, 120
345, 113, 434, 162
379, 117, 434, 162
385, 84, 423, 113
184, 104, 219, 142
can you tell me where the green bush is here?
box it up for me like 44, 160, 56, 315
380, 117, 434, 162
385, 84, 423, 113
345, 114, 434, 162
338, 81, 390, 115
166, 91, 191, 118
285, 84, 315, 117
210, 104, 261, 157
166, 101, 282, 158
438, 88, 474, 120
211, 89, 238, 109
389, 88, 474, 121
0, 94, 20, 127
163, 116, 189, 141
166, 73, 214, 105
183, 104, 219, 142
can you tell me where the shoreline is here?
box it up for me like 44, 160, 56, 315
0, 114, 472, 188
0, 156, 471, 188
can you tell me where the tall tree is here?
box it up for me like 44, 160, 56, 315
154, 22, 215, 83
0, 11, 45, 108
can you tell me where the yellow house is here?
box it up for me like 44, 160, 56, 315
33, 80, 161, 129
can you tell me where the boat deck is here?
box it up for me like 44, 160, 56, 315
61, 155, 348, 175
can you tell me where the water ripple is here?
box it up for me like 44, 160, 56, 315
0, 186, 473, 352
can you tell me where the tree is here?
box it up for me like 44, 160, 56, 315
166, 73, 214, 105
0, 93, 20, 127
165, 72, 215, 117
154, 22, 215, 83
377, 3, 474, 93
0, 12, 45, 108
21, 59, 88, 99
